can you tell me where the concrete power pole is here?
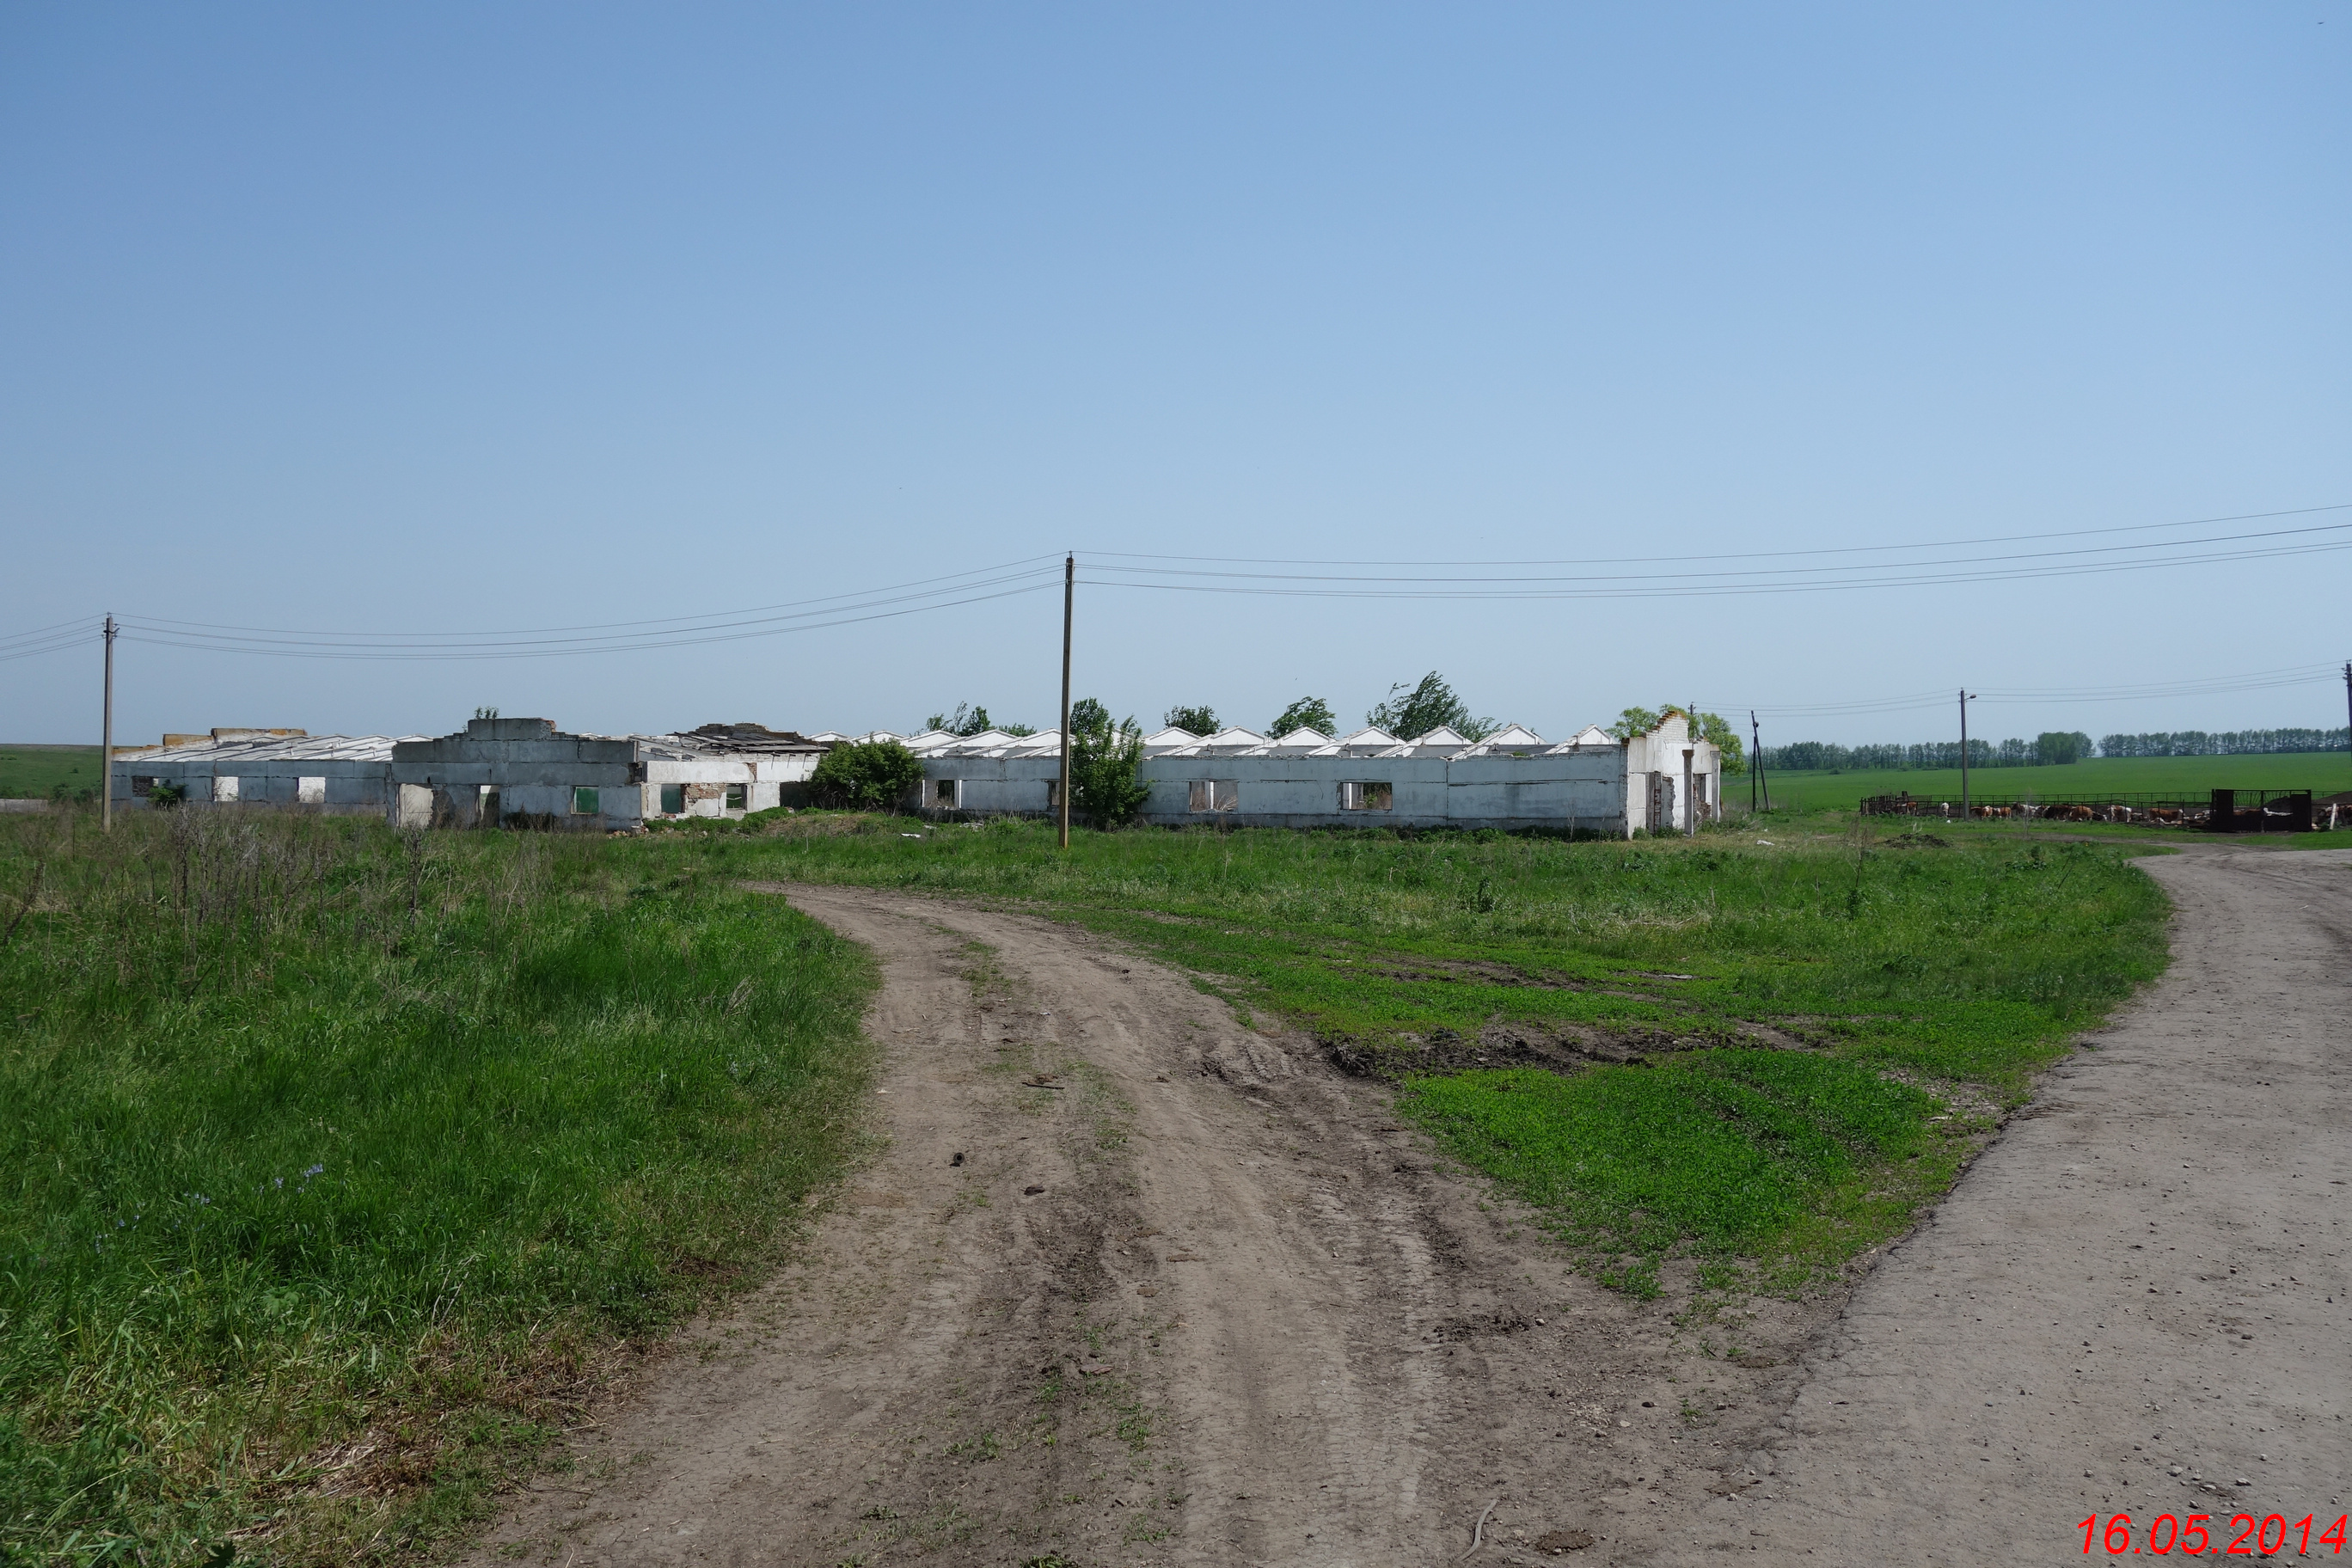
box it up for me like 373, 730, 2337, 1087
1057, 554, 1073, 850
101, 614, 117, 832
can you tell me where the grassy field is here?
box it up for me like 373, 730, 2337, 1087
0, 804, 2183, 1562
1753, 750, 2350, 812
0, 810, 876, 1565
689, 811, 2171, 1295
0, 744, 102, 800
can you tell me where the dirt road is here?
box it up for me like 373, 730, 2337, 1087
465, 885, 1812, 1567
1665, 846, 2352, 1564
467, 849, 2349, 1567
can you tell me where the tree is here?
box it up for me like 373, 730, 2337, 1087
1606, 707, 1663, 741
1685, 706, 1746, 775
1067, 699, 1150, 827
2035, 731, 2093, 766
1606, 703, 1744, 773
922, 703, 995, 738
1163, 704, 1218, 735
809, 738, 925, 810
1269, 695, 1338, 737
1366, 671, 1494, 741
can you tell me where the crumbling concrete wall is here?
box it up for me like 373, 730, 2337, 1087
389, 717, 642, 831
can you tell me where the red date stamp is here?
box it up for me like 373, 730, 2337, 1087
2081, 1512, 2349, 1557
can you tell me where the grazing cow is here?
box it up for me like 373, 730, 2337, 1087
2149, 807, 2183, 825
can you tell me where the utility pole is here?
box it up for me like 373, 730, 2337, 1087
1750, 710, 1769, 814
101, 614, 117, 832
2343, 662, 2350, 763
1057, 554, 1074, 849
1958, 689, 1976, 818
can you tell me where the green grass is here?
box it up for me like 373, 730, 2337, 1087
0, 810, 876, 1565
1753, 750, 2350, 812
701, 812, 2170, 1290
0, 744, 101, 800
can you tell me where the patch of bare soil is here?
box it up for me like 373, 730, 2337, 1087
462, 885, 1841, 1568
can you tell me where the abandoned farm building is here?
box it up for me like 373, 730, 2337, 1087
893, 712, 1721, 834
108, 711, 1723, 836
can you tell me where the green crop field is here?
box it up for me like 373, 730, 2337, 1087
0, 811, 876, 1564
0, 744, 102, 800
1751, 750, 2351, 812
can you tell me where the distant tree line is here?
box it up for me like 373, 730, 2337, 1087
2095, 728, 2349, 757
1762, 726, 2348, 772
1762, 732, 2092, 772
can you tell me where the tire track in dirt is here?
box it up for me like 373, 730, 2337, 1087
462, 884, 1826, 1567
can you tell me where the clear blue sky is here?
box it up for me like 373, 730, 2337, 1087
3, 3, 2346, 747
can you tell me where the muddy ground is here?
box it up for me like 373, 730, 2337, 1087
462, 848, 2349, 1568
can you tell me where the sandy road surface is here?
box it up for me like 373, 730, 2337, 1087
1665, 847, 2352, 1565
466, 885, 1813, 1568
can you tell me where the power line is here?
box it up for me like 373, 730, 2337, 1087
1076, 522, 2352, 597
1709, 662, 2350, 720
119, 579, 1061, 661
125, 554, 1067, 642
1083, 501, 2352, 569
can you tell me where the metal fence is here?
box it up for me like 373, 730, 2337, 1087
1858, 788, 2321, 831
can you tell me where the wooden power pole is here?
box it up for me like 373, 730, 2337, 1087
1749, 710, 1767, 814
1057, 554, 1073, 849
1958, 689, 1975, 818
101, 614, 117, 832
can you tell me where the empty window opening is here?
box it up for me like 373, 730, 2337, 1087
933, 778, 961, 809
212, 775, 240, 804
1046, 780, 1061, 808
1188, 780, 1240, 813
297, 776, 327, 805
131, 775, 158, 799
572, 787, 600, 815
659, 783, 685, 814
725, 783, 747, 811
1341, 781, 1393, 812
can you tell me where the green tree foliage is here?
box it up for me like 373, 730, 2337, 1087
923, 703, 995, 738
1269, 695, 1338, 737
809, 739, 925, 810
1604, 705, 1745, 773
1162, 704, 1218, 735
2092, 729, 2348, 758
2033, 731, 2094, 766
1689, 708, 1746, 775
1366, 671, 1494, 741
1068, 700, 1150, 828
1607, 706, 1663, 741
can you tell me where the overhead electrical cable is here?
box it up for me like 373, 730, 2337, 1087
5, 505, 2349, 665
124, 554, 1067, 642
1082, 501, 2352, 568
119, 579, 1060, 662
1710, 662, 2349, 720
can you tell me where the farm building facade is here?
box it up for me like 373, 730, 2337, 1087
889, 713, 1722, 834
108, 712, 1724, 836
